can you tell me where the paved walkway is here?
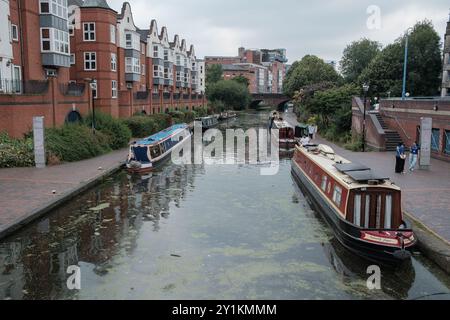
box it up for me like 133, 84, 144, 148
0, 149, 128, 239
284, 111, 450, 244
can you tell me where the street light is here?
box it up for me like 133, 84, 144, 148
402, 27, 413, 101
362, 83, 370, 152
90, 79, 97, 134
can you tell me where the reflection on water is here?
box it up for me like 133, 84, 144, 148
0, 110, 449, 300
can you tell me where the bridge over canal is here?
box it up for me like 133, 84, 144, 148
250, 93, 292, 110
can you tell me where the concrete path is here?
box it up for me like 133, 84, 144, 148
284, 111, 450, 244
0, 149, 128, 239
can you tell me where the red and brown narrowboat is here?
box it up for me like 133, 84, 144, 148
270, 112, 296, 150
291, 144, 416, 265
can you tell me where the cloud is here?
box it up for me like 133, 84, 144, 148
107, 0, 449, 63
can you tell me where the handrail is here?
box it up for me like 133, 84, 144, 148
383, 114, 411, 140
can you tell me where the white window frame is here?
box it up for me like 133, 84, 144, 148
111, 53, 117, 72
11, 24, 19, 41
70, 53, 75, 65
39, 0, 68, 19
333, 186, 343, 207
125, 57, 140, 74
111, 80, 117, 98
83, 22, 95, 41
40, 28, 70, 55
110, 25, 116, 44
84, 52, 96, 71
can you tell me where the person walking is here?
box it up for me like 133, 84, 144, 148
395, 143, 406, 174
409, 142, 420, 172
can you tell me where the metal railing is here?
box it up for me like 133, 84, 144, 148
135, 91, 149, 100
152, 93, 160, 100
163, 93, 171, 100
183, 94, 190, 100
0, 79, 49, 95
59, 83, 86, 96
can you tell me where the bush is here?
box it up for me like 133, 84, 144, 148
122, 116, 158, 138
0, 132, 35, 168
149, 113, 172, 130
45, 124, 112, 162
344, 133, 364, 152
84, 112, 131, 150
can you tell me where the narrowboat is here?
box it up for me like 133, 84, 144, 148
126, 124, 191, 174
291, 144, 416, 265
219, 111, 237, 121
273, 119, 296, 150
196, 116, 219, 131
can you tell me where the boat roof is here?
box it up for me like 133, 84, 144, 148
274, 119, 292, 128
297, 145, 400, 191
135, 124, 188, 146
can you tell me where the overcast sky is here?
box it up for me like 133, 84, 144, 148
108, 0, 449, 64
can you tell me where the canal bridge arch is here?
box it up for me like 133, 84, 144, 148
250, 93, 291, 111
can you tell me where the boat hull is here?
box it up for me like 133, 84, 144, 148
291, 161, 415, 266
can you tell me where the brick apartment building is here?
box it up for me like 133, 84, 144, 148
205, 47, 287, 94
0, 0, 206, 138
352, 13, 450, 163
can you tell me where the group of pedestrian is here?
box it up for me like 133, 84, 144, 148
395, 142, 420, 174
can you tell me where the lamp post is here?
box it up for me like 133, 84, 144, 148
402, 28, 413, 101
362, 83, 370, 152
90, 79, 97, 134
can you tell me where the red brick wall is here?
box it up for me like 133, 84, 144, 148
380, 99, 450, 161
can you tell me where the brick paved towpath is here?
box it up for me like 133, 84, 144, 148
0, 149, 128, 239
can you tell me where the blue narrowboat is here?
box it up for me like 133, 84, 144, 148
126, 124, 191, 173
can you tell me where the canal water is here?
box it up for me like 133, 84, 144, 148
1, 110, 450, 300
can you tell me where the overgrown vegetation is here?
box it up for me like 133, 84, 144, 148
0, 132, 34, 168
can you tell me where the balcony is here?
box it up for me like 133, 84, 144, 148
0, 80, 49, 95
183, 94, 190, 100
59, 83, 86, 97
173, 94, 181, 100
135, 91, 149, 100
163, 93, 171, 100
152, 93, 160, 100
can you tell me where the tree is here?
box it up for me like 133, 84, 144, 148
206, 80, 251, 111
340, 38, 381, 83
206, 64, 223, 85
231, 75, 250, 88
283, 55, 342, 96
359, 20, 442, 97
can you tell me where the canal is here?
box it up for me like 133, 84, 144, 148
1, 110, 450, 300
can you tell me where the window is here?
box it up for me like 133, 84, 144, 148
385, 195, 392, 229
332, 186, 343, 206
153, 46, 159, 58
321, 176, 328, 192
125, 33, 132, 48
110, 25, 116, 44
83, 23, 95, 41
39, 0, 68, 19
125, 57, 140, 74
84, 52, 96, 71
164, 49, 169, 61
111, 53, 117, 72
40, 28, 69, 54
431, 128, 440, 152
164, 68, 169, 79
153, 65, 159, 77
353, 194, 362, 227
112, 80, 117, 98
70, 53, 75, 65
11, 25, 18, 41
445, 130, 450, 155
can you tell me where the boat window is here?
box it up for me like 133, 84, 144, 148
333, 186, 343, 206
353, 194, 362, 226
321, 176, 328, 192
364, 195, 370, 228
376, 195, 382, 229
385, 195, 392, 229
150, 145, 162, 159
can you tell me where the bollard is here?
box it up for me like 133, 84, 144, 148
33, 116, 46, 169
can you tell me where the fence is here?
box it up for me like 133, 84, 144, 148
0, 79, 49, 95
59, 83, 86, 96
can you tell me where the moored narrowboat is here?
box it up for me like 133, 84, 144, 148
219, 111, 237, 121
273, 119, 296, 150
196, 116, 219, 131
126, 124, 191, 174
291, 144, 416, 265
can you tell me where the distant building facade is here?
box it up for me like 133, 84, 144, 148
205, 47, 288, 94
0, 0, 206, 138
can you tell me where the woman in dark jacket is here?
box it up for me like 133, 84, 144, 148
395, 143, 406, 174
